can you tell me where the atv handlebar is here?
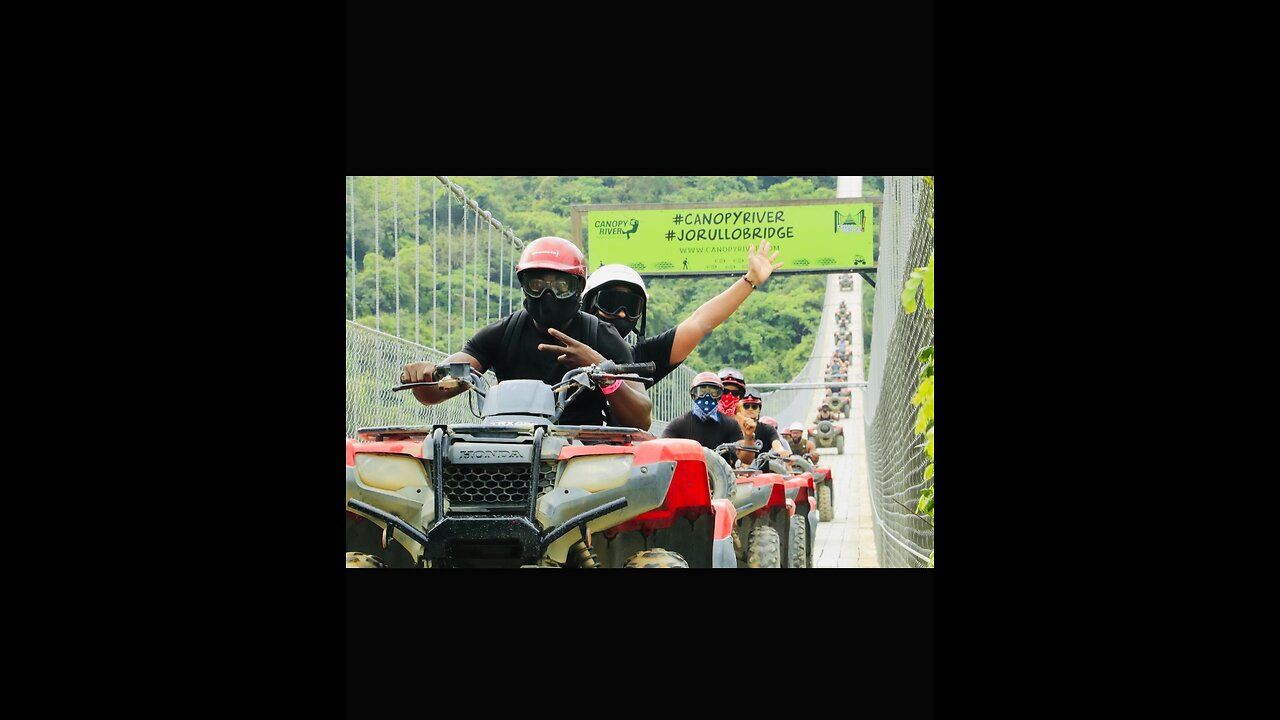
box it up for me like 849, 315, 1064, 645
592, 360, 657, 388
553, 361, 658, 394
601, 360, 656, 375
391, 359, 654, 423
713, 439, 764, 456
391, 362, 486, 395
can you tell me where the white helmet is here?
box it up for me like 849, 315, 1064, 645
788, 421, 805, 432
584, 264, 648, 299
583, 264, 648, 336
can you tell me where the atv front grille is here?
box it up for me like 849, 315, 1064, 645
442, 462, 557, 511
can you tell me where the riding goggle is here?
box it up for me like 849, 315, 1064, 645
521, 275, 577, 299
742, 402, 761, 410
722, 385, 744, 398
691, 385, 723, 399
592, 288, 644, 317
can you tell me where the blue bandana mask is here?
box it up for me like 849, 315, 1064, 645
693, 395, 720, 422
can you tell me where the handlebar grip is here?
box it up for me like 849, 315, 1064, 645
609, 362, 656, 374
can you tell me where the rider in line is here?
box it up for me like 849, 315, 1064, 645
813, 402, 838, 427
737, 386, 783, 466
400, 237, 651, 429
661, 372, 743, 466
785, 421, 820, 465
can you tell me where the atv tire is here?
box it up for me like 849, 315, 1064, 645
702, 446, 736, 500
789, 515, 808, 568
747, 525, 781, 568
624, 548, 689, 568
346, 552, 387, 568
837, 434, 845, 455
818, 483, 834, 522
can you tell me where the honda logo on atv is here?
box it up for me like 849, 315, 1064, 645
458, 449, 526, 460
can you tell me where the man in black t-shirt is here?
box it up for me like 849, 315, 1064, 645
559, 242, 784, 385
736, 389, 788, 467
661, 371, 743, 466
401, 237, 651, 429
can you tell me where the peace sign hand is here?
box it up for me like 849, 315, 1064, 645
537, 327, 607, 368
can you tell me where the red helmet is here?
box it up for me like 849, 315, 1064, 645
516, 237, 587, 279
690, 371, 723, 391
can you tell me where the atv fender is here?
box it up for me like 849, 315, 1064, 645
711, 499, 738, 568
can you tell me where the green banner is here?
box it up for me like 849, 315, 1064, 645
586, 204, 874, 275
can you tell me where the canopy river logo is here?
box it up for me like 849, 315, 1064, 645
594, 218, 640, 240
834, 209, 866, 233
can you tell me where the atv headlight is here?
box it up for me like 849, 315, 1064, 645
557, 454, 634, 493
355, 453, 429, 491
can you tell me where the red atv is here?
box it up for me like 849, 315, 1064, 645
714, 442, 799, 568
749, 450, 821, 568
797, 451, 837, 523
345, 361, 736, 568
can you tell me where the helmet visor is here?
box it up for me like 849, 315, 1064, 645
521, 273, 578, 299
691, 385, 723, 399
593, 288, 644, 317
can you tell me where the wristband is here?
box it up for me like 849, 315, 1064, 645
601, 378, 623, 395
741, 276, 758, 290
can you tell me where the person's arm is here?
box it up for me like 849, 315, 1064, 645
401, 352, 486, 406
736, 417, 757, 467
537, 327, 651, 430
605, 379, 651, 430
668, 240, 784, 366
771, 437, 789, 456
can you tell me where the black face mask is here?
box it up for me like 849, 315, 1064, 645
525, 292, 579, 332
598, 313, 637, 337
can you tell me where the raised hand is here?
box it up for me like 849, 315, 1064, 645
746, 239, 785, 286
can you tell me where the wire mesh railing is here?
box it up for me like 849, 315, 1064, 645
346, 322, 499, 436
347, 176, 526, 353
864, 176, 934, 567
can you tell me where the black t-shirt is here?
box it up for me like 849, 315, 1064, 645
462, 311, 634, 426
661, 410, 743, 465
754, 421, 782, 457
632, 327, 679, 384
